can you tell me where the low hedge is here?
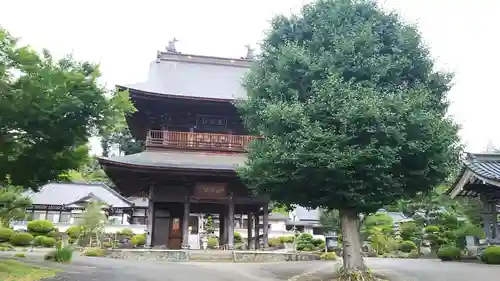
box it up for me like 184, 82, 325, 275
33, 235, 46, 246
0, 228, 15, 242
399, 240, 417, 253
320, 252, 337, 260
41, 237, 56, 247
9, 232, 34, 246
437, 246, 461, 261
82, 248, 106, 257
131, 234, 146, 247
480, 246, 500, 265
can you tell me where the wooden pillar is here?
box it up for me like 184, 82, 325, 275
182, 201, 190, 249
227, 195, 235, 249
247, 212, 253, 250
481, 195, 493, 242
254, 213, 260, 250
219, 209, 226, 246
262, 202, 269, 249
146, 201, 155, 247
58, 207, 63, 223
491, 200, 499, 240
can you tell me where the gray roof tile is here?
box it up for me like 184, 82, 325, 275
29, 183, 133, 208
121, 52, 250, 100
464, 153, 500, 181
99, 150, 246, 171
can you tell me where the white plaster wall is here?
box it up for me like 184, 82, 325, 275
11, 222, 146, 234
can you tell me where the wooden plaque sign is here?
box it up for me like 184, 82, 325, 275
196, 115, 227, 129
194, 182, 227, 198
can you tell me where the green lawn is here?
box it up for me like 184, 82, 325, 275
0, 259, 58, 281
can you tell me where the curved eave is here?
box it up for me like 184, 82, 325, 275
97, 156, 242, 177
117, 85, 238, 104
448, 166, 500, 199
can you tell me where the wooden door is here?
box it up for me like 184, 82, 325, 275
168, 217, 182, 249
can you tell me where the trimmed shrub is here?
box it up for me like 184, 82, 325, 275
437, 246, 461, 261
279, 236, 294, 244
0, 228, 15, 242
234, 232, 243, 244
268, 237, 282, 247
119, 228, 134, 237
27, 220, 54, 236
131, 234, 146, 247
320, 252, 337, 260
14, 253, 26, 258
41, 237, 56, 247
9, 232, 34, 246
480, 246, 500, 265
83, 247, 106, 257
0, 242, 13, 251
408, 250, 420, 259
33, 235, 46, 246
296, 233, 315, 251
66, 226, 82, 239
207, 237, 218, 249
399, 240, 417, 253
425, 225, 440, 233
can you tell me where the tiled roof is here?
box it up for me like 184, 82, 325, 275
268, 212, 289, 221
463, 153, 500, 181
293, 206, 320, 221
448, 153, 500, 198
99, 150, 246, 171
28, 183, 133, 208
121, 52, 250, 100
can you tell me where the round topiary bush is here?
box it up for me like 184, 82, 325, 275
437, 246, 461, 261
399, 240, 417, 253
131, 234, 146, 247
207, 237, 218, 249
66, 226, 82, 239
0, 228, 15, 243
480, 246, 500, 264
41, 237, 56, 247
425, 225, 440, 233
33, 235, 46, 246
234, 232, 243, 244
9, 232, 34, 246
27, 220, 54, 236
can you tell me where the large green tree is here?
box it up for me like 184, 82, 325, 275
237, 0, 460, 273
0, 28, 134, 190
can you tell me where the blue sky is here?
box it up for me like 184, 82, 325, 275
1, 0, 498, 154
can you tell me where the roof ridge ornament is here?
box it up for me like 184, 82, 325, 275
166, 37, 179, 53
244, 44, 255, 60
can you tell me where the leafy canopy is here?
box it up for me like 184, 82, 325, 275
237, 0, 460, 214
0, 27, 135, 190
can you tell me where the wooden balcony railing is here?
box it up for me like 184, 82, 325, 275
146, 130, 258, 152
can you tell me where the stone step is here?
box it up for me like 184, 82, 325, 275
188, 250, 234, 261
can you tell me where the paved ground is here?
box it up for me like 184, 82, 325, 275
2, 251, 500, 281
366, 258, 500, 281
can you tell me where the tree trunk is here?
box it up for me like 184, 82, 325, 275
340, 209, 365, 272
